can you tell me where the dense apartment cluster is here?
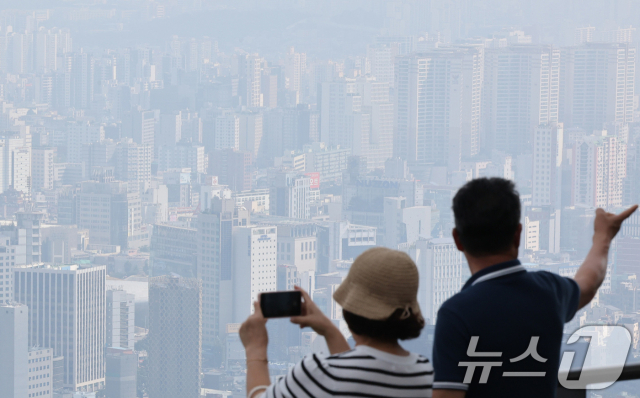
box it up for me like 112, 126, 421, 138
0, 1, 640, 398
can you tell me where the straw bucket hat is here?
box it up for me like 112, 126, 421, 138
333, 247, 422, 321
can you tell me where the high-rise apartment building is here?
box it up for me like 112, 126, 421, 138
561, 43, 635, 133
395, 48, 482, 171
285, 47, 306, 93
106, 289, 135, 350
483, 45, 560, 156
158, 142, 207, 175
66, 120, 105, 163
114, 139, 152, 192
572, 132, 627, 208
148, 276, 202, 398
122, 109, 156, 153
13, 264, 106, 391
32, 148, 55, 192
232, 225, 277, 322
0, 303, 28, 398
242, 54, 263, 108
532, 123, 564, 208
214, 112, 240, 151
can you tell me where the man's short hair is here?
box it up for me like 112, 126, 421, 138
452, 178, 521, 256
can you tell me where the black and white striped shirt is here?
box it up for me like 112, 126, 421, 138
261, 345, 433, 398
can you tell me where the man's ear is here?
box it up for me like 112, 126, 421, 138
452, 228, 464, 252
513, 223, 522, 249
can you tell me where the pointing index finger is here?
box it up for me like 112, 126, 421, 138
615, 205, 638, 222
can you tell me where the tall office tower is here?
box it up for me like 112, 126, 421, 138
32, 147, 55, 192
0, 224, 29, 304
209, 148, 252, 192
483, 45, 560, 156
261, 70, 278, 108
158, 142, 207, 174
106, 289, 135, 350
148, 276, 202, 398
66, 120, 105, 163
572, 133, 627, 208
197, 198, 236, 344
532, 123, 564, 208
214, 112, 240, 151
285, 46, 306, 93
27, 347, 54, 398
269, 170, 311, 219
319, 78, 357, 148
238, 111, 263, 159
114, 139, 152, 192
232, 225, 277, 322
404, 238, 466, 325
106, 348, 137, 398
16, 209, 44, 265
560, 43, 635, 133
150, 223, 197, 277
367, 43, 399, 88
71, 51, 95, 109
157, 112, 182, 154
77, 181, 143, 249
35, 27, 58, 73
0, 303, 28, 398
395, 49, 472, 172
122, 110, 155, 155
355, 79, 395, 170
14, 264, 106, 391
10, 32, 29, 74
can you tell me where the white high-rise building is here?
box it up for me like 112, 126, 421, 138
561, 43, 635, 133
238, 111, 263, 159
27, 347, 53, 398
157, 112, 182, 154
106, 289, 135, 350
232, 225, 277, 322
395, 47, 482, 171
403, 238, 466, 325
532, 123, 564, 208
32, 148, 55, 192
14, 264, 106, 391
214, 112, 240, 151
483, 45, 560, 156
244, 54, 263, 108
367, 43, 399, 88
0, 226, 28, 304
0, 303, 29, 398
572, 132, 627, 208
114, 139, 152, 192
285, 46, 306, 92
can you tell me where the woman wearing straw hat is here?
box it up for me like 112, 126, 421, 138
239, 247, 434, 398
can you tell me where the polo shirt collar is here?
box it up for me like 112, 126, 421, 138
462, 259, 526, 290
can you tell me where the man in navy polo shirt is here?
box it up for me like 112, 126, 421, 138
432, 178, 638, 398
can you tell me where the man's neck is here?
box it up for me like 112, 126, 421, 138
465, 253, 518, 275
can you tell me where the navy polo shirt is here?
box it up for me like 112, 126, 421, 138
432, 259, 580, 397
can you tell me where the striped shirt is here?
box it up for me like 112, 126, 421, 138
261, 345, 433, 398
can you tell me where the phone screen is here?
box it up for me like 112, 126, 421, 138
260, 291, 302, 318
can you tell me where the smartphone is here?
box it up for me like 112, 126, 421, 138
260, 291, 302, 318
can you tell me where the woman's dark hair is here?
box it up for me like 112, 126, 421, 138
343, 308, 424, 341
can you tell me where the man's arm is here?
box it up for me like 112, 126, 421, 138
574, 205, 638, 309
433, 390, 466, 398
